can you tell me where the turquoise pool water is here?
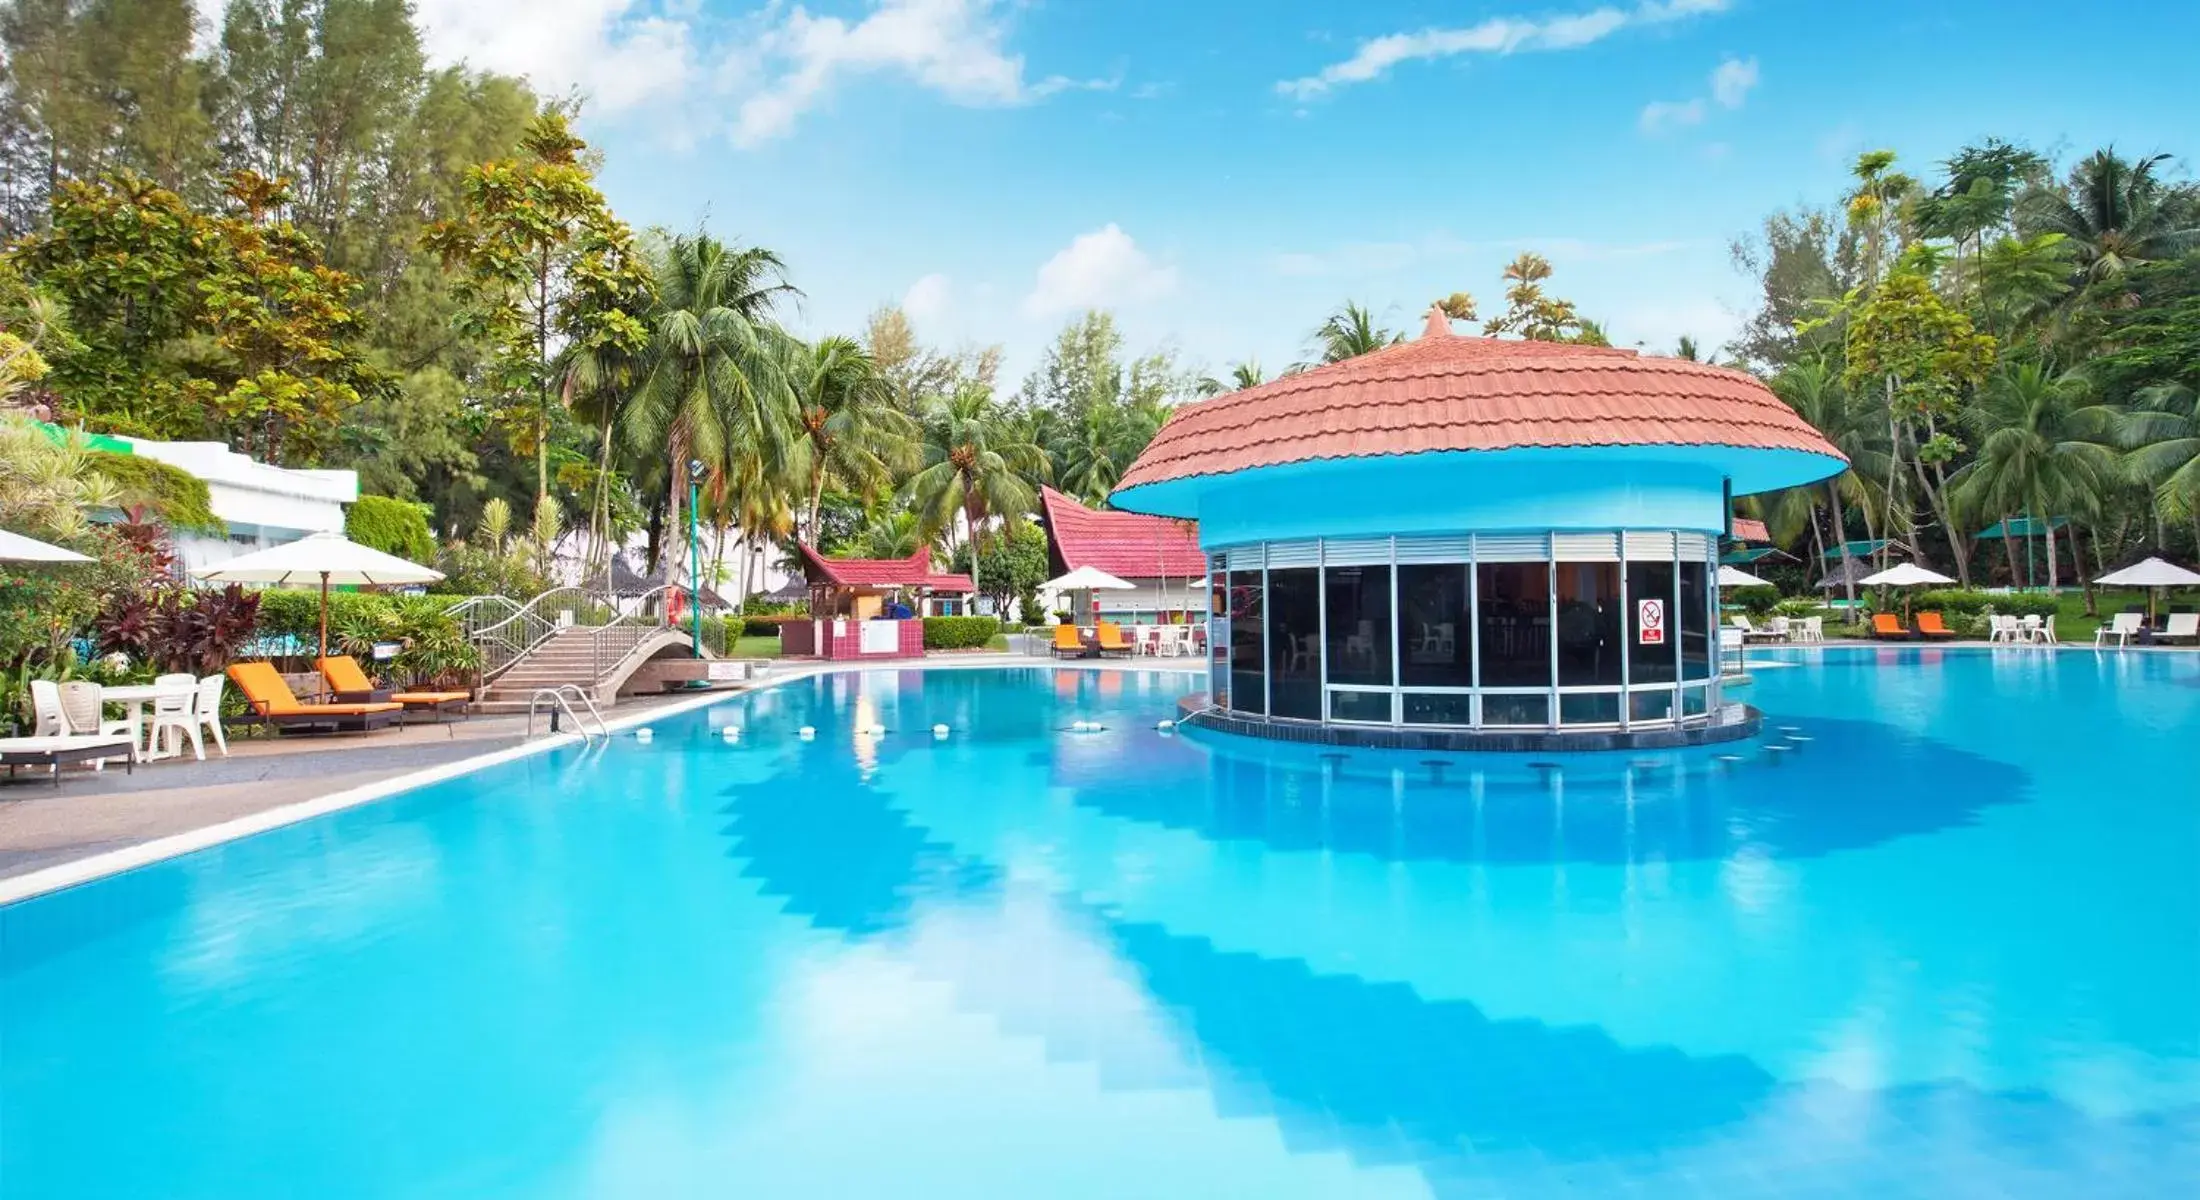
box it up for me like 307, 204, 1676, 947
2, 651, 2196, 1197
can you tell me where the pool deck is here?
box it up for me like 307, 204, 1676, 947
0, 654, 1201, 893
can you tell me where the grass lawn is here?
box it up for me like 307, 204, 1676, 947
1793, 587, 2196, 642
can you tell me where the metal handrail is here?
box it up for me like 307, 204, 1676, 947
554, 684, 609, 738
579, 585, 730, 681
527, 687, 607, 744
462, 586, 613, 682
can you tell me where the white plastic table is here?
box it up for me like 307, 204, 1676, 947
97, 684, 162, 762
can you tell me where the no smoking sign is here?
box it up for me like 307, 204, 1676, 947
1638, 598, 1666, 645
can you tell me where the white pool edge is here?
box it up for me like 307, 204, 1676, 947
0, 657, 1201, 906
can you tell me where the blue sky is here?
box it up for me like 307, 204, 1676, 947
407, 0, 2200, 385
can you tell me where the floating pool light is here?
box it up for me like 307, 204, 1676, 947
797, 725, 816, 740
931, 723, 950, 738
634, 728, 653, 742
721, 726, 740, 742
1155, 719, 1175, 732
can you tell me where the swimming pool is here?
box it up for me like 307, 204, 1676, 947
2, 651, 2195, 1197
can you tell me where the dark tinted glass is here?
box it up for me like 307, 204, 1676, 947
1475, 562, 1551, 687
1329, 689, 1393, 723
1324, 566, 1392, 686
1266, 568, 1321, 719
1403, 692, 1475, 725
1397, 564, 1470, 687
1228, 570, 1263, 715
1481, 692, 1550, 726
1626, 560, 1678, 685
1555, 561, 1622, 686
1680, 560, 1712, 679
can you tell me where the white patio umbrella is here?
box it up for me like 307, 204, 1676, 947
1859, 561, 1955, 619
0, 528, 94, 563
195, 531, 443, 658
1717, 564, 1774, 589
1042, 565, 1134, 626
2093, 556, 2200, 623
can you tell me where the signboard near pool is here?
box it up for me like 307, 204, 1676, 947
1638, 598, 1666, 645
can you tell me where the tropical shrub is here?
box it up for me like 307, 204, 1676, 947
345, 495, 435, 562
740, 614, 804, 636
922, 615, 1000, 649
88, 452, 222, 533
94, 583, 263, 675
1910, 588, 2059, 617
1723, 585, 1781, 615
253, 588, 478, 685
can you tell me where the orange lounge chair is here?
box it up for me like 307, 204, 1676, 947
1914, 611, 1959, 641
228, 662, 404, 733
1095, 621, 1133, 657
1870, 613, 1914, 641
318, 655, 471, 718
1050, 624, 1087, 659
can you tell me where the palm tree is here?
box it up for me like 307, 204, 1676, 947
616, 234, 801, 576
1771, 356, 1894, 607
1195, 360, 1266, 396
853, 507, 924, 559
785, 335, 914, 542
2019, 150, 2200, 286
2118, 382, 2200, 540
906, 384, 1049, 597
1308, 302, 1401, 365
1949, 361, 2122, 591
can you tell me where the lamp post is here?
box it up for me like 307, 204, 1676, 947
687, 458, 705, 659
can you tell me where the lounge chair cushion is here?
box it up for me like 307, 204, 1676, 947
390, 691, 469, 706
229, 662, 400, 717
316, 655, 378, 694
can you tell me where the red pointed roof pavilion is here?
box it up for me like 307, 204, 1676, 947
794, 544, 973, 593
1037, 487, 1205, 580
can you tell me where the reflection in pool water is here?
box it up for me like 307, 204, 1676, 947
3, 653, 2196, 1197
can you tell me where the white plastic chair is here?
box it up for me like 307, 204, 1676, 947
146, 679, 200, 761
29, 679, 67, 736
2094, 612, 2139, 649
1800, 616, 1823, 643
56, 681, 130, 770
2162, 612, 2199, 645
193, 675, 229, 758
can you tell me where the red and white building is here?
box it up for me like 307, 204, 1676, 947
1036, 487, 1207, 624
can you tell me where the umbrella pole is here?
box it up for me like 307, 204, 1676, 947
318, 571, 330, 660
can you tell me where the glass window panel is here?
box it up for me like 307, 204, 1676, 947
1680, 560, 1712, 679
1475, 562, 1552, 687
1209, 575, 1229, 710
1560, 691, 1621, 725
1682, 682, 1711, 716
1626, 560, 1678, 685
1266, 568, 1322, 720
1324, 566, 1392, 687
1228, 570, 1263, 716
1555, 561, 1623, 686
1397, 564, 1471, 687
1329, 689, 1393, 723
1481, 692, 1550, 726
1403, 692, 1474, 725
1629, 687, 1676, 724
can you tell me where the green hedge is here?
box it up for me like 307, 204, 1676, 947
922, 615, 999, 649
345, 495, 435, 562
1909, 589, 2059, 618
90, 451, 222, 533
1723, 585, 1781, 615
251, 588, 477, 685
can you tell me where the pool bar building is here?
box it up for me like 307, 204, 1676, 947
1110, 307, 1846, 748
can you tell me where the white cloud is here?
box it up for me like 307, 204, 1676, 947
1023, 225, 1177, 318
902, 273, 952, 326
1277, 0, 1732, 100
1638, 98, 1706, 133
1710, 56, 1759, 108
412, 1, 697, 114
735, 0, 1111, 147
1639, 55, 1757, 135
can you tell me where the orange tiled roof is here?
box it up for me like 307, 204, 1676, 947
1038, 487, 1206, 578
1115, 313, 1842, 495
1730, 517, 1771, 543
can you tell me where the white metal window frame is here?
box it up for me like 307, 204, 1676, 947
1211, 530, 1723, 733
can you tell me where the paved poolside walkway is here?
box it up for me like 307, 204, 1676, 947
0, 654, 1201, 884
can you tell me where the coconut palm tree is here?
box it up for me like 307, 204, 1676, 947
784, 335, 914, 542
616, 234, 801, 574
1195, 360, 1266, 397
1771, 356, 1894, 605
2118, 382, 2200, 537
1949, 361, 2122, 591
906, 384, 1049, 597
2019, 149, 2200, 286
1307, 302, 1401, 365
